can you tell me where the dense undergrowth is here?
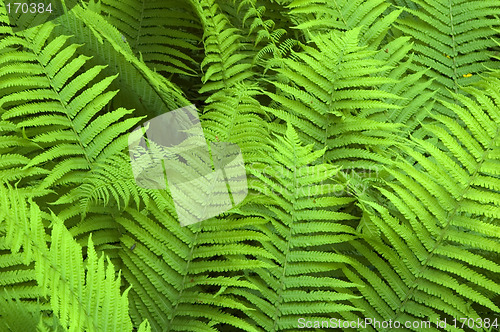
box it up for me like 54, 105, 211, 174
0, 0, 499, 331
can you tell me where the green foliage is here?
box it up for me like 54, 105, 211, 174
345, 78, 500, 327
0, 184, 145, 331
99, 0, 202, 77
0, 0, 499, 331
234, 125, 362, 330
394, 0, 500, 115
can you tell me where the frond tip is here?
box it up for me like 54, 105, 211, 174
0, 184, 150, 332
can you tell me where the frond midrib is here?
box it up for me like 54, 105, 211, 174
388, 124, 500, 326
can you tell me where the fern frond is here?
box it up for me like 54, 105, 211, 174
0, 119, 49, 183
55, 152, 147, 213
0, 21, 142, 193
201, 82, 272, 165
52, 3, 190, 119
345, 77, 500, 328
235, 0, 297, 66
395, 0, 500, 115
229, 125, 362, 331
0, 184, 150, 331
191, 0, 254, 94
365, 37, 437, 139
0, 294, 42, 331
286, 0, 402, 50
116, 202, 270, 331
265, 28, 403, 168
99, 0, 202, 77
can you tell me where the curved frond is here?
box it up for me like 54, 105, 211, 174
53, 2, 190, 118
345, 77, 500, 327
0, 21, 142, 193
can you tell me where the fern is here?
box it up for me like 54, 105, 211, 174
0, 184, 149, 331
287, 0, 401, 49
394, 0, 500, 115
1, 0, 500, 331
264, 28, 404, 169
52, 2, 190, 118
233, 0, 297, 67
344, 77, 500, 328
115, 204, 271, 331
0, 21, 142, 192
230, 125, 361, 331
99, 0, 202, 77
191, 0, 254, 95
